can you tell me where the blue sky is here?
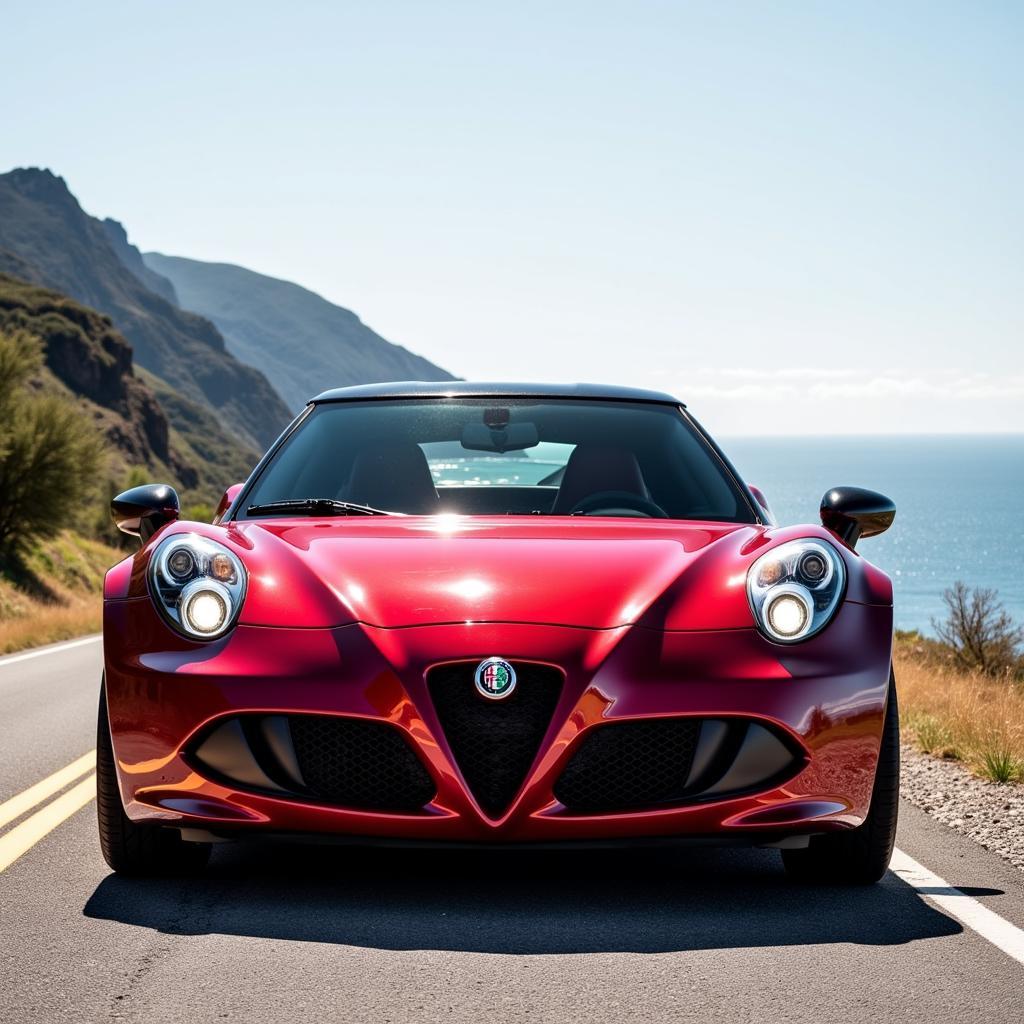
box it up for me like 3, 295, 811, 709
3, 1, 1022, 434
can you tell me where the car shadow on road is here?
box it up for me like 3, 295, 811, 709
82, 842, 964, 954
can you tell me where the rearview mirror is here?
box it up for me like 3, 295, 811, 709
111, 483, 180, 543
461, 422, 539, 453
820, 486, 895, 548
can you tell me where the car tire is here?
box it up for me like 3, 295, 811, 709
97, 679, 211, 875
781, 670, 899, 886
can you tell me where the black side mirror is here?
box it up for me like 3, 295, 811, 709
820, 486, 895, 548
111, 484, 180, 543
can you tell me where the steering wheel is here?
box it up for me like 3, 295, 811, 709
569, 491, 669, 519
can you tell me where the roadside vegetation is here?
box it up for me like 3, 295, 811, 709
0, 327, 131, 653
0, 331, 104, 555
0, 276, 248, 656
0, 530, 122, 653
897, 585, 1024, 785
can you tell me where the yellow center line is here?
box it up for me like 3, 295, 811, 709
0, 750, 96, 830
0, 774, 96, 873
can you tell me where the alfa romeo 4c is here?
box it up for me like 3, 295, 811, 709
100, 383, 899, 884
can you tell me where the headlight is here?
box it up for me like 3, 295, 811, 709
149, 534, 247, 640
747, 539, 845, 643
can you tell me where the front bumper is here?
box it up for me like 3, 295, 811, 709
103, 599, 893, 843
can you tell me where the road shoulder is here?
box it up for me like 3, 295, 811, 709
897, 797, 1024, 933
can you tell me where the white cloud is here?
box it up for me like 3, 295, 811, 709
710, 368, 862, 381
681, 369, 1024, 402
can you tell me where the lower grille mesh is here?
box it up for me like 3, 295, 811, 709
428, 662, 563, 819
554, 718, 702, 813
288, 715, 436, 812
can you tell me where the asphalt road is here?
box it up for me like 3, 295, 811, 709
1, 638, 1022, 1023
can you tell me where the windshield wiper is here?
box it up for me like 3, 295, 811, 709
246, 498, 396, 517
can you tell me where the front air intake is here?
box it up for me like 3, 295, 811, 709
189, 713, 436, 813
554, 718, 702, 813
553, 718, 803, 814
287, 715, 437, 812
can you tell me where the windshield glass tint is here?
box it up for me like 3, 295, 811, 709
241, 399, 754, 522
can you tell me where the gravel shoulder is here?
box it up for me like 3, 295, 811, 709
900, 743, 1024, 872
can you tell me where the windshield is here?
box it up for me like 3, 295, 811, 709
239, 398, 755, 522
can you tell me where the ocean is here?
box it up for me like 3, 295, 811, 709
721, 435, 1024, 634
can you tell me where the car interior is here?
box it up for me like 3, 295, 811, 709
241, 399, 755, 522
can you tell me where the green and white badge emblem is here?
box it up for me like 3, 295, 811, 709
474, 657, 517, 700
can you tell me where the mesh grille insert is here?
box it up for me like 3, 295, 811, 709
554, 718, 702, 813
428, 662, 563, 819
288, 715, 436, 812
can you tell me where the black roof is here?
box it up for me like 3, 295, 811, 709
311, 381, 684, 405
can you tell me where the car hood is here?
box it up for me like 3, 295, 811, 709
228, 516, 763, 631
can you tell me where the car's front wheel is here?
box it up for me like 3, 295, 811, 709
97, 679, 211, 875
782, 670, 899, 885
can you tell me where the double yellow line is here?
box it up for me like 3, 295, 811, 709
0, 750, 96, 872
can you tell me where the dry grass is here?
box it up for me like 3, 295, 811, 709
0, 530, 122, 655
895, 641, 1024, 784
0, 598, 101, 654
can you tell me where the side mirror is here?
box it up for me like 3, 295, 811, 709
111, 483, 180, 543
212, 483, 245, 525
820, 486, 895, 548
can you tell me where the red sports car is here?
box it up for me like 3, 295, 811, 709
99, 383, 898, 883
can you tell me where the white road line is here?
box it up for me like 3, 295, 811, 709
0, 635, 101, 668
891, 847, 1024, 967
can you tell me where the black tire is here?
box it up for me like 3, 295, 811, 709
782, 670, 900, 885
97, 678, 211, 875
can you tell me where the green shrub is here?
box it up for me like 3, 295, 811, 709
909, 712, 957, 758
181, 503, 215, 524
979, 748, 1022, 784
0, 330, 104, 565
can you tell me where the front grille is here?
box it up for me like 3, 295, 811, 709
428, 662, 563, 819
282, 715, 435, 812
554, 718, 702, 814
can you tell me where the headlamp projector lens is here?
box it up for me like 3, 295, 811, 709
167, 549, 195, 580
797, 551, 828, 584
182, 587, 228, 635
765, 591, 809, 638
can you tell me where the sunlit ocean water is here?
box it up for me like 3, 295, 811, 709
722, 435, 1024, 634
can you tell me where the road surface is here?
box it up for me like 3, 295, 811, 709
1, 637, 1022, 1022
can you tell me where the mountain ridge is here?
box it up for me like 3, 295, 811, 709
0, 167, 291, 450
143, 252, 456, 411
101, 218, 179, 305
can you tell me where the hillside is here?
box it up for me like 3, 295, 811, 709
0, 273, 257, 502
143, 253, 456, 411
0, 168, 291, 449
101, 218, 179, 305
0, 530, 122, 654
